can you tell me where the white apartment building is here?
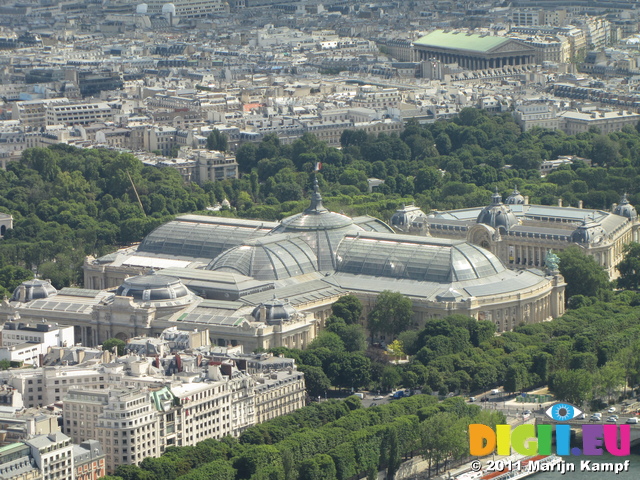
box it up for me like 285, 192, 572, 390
514, 104, 560, 131
351, 87, 401, 109
46, 103, 113, 126
12, 98, 70, 127
25, 432, 74, 480
0, 322, 74, 367
62, 361, 305, 473
558, 110, 640, 135
0, 322, 74, 350
145, 0, 229, 17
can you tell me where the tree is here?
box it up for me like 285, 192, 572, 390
549, 369, 593, 406
368, 291, 414, 340
331, 295, 363, 325
381, 366, 401, 392
102, 338, 126, 356
308, 332, 345, 352
206, 129, 228, 152
617, 242, 640, 290
298, 365, 331, 397
557, 246, 610, 300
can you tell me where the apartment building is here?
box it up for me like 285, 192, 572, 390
25, 432, 74, 480
73, 440, 106, 480
46, 103, 113, 126
62, 361, 304, 473
558, 110, 640, 135
12, 99, 70, 128
514, 104, 560, 131
351, 87, 401, 109
254, 370, 305, 423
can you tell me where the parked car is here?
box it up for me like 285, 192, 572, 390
469, 397, 476, 402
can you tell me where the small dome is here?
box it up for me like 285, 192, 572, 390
11, 279, 57, 302
571, 219, 607, 245
251, 297, 297, 325
477, 189, 518, 231
116, 272, 192, 303
390, 204, 429, 233
505, 186, 525, 205
613, 193, 637, 220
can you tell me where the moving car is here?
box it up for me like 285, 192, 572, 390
608, 407, 616, 413
626, 417, 639, 424
606, 416, 618, 423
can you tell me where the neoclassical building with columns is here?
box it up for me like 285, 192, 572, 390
413, 30, 537, 70
0, 183, 566, 347
392, 189, 639, 280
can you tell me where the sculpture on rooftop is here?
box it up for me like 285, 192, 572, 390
545, 250, 560, 274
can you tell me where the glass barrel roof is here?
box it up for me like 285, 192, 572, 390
138, 218, 273, 260
335, 233, 505, 282
207, 234, 318, 280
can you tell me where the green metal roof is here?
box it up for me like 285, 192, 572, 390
414, 30, 510, 53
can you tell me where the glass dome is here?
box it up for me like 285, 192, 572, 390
269, 178, 364, 270
207, 235, 318, 280
335, 233, 506, 283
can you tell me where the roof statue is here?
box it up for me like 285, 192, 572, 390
545, 250, 560, 274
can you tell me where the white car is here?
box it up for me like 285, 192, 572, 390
608, 407, 616, 413
626, 417, 639, 424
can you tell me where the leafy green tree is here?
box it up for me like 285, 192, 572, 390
381, 366, 401, 392
557, 246, 610, 300
0, 265, 33, 297
113, 465, 153, 480
617, 242, 640, 290
102, 338, 126, 356
368, 290, 414, 339
549, 369, 593, 406
331, 295, 363, 325
327, 353, 371, 390
298, 365, 331, 397
206, 129, 228, 152
308, 331, 345, 352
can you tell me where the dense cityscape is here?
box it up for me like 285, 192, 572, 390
2, 0, 640, 479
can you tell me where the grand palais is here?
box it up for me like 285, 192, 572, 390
0, 183, 584, 352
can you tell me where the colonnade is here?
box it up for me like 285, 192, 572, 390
509, 244, 549, 268
416, 48, 535, 70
